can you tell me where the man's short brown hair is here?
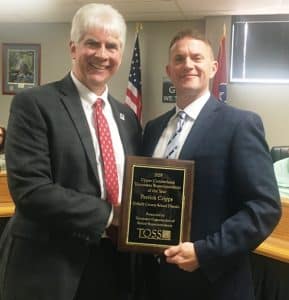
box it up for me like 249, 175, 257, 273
168, 28, 214, 58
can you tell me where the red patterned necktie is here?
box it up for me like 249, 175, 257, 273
93, 98, 119, 206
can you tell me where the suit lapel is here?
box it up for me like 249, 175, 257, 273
108, 96, 130, 154
56, 74, 100, 182
180, 97, 220, 159
144, 108, 176, 156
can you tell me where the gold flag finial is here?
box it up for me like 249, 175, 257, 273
136, 22, 143, 33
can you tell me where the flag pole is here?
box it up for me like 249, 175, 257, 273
223, 23, 226, 37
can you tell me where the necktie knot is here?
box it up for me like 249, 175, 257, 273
164, 110, 187, 159
176, 110, 186, 132
178, 110, 186, 120
95, 98, 104, 110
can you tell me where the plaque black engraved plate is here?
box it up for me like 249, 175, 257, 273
118, 156, 194, 253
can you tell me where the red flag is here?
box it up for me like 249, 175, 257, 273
212, 26, 227, 102
125, 34, 142, 120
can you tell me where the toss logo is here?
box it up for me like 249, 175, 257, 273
137, 228, 171, 240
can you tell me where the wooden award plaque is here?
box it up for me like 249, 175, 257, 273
118, 156, 194, 253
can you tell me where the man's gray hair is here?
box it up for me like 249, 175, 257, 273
70, 3, 126, 49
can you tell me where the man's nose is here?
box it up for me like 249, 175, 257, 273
95, 45, 108, 59
184, 57, 194, 69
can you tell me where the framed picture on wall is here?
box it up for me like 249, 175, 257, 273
2, 43, 41, 95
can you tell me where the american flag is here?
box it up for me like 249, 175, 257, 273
212, 26, 227, 102
125, 34, 142, 120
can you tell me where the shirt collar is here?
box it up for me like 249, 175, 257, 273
175, 91, 210, 121
70, 71, 109, 107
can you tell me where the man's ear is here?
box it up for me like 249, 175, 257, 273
69, 41, 76, 59
166, 64, 171, 78
210, 60, 218, 79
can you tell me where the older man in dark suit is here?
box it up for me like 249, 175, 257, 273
141, 29, 281, 300
0, 4, 141, 300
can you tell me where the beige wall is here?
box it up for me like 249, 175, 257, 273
0, 18, 288, 148
0, 23, 71, 125
206, 16, 289, 148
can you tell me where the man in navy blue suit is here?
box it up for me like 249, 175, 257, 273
141, 29, 281, 300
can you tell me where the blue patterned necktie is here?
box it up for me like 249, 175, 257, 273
164, 111, 187, 159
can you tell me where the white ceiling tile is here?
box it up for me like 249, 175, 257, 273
0, 0, 289, 23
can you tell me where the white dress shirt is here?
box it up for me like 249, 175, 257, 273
153, 92, 211, 158
70, 72, 125, 204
